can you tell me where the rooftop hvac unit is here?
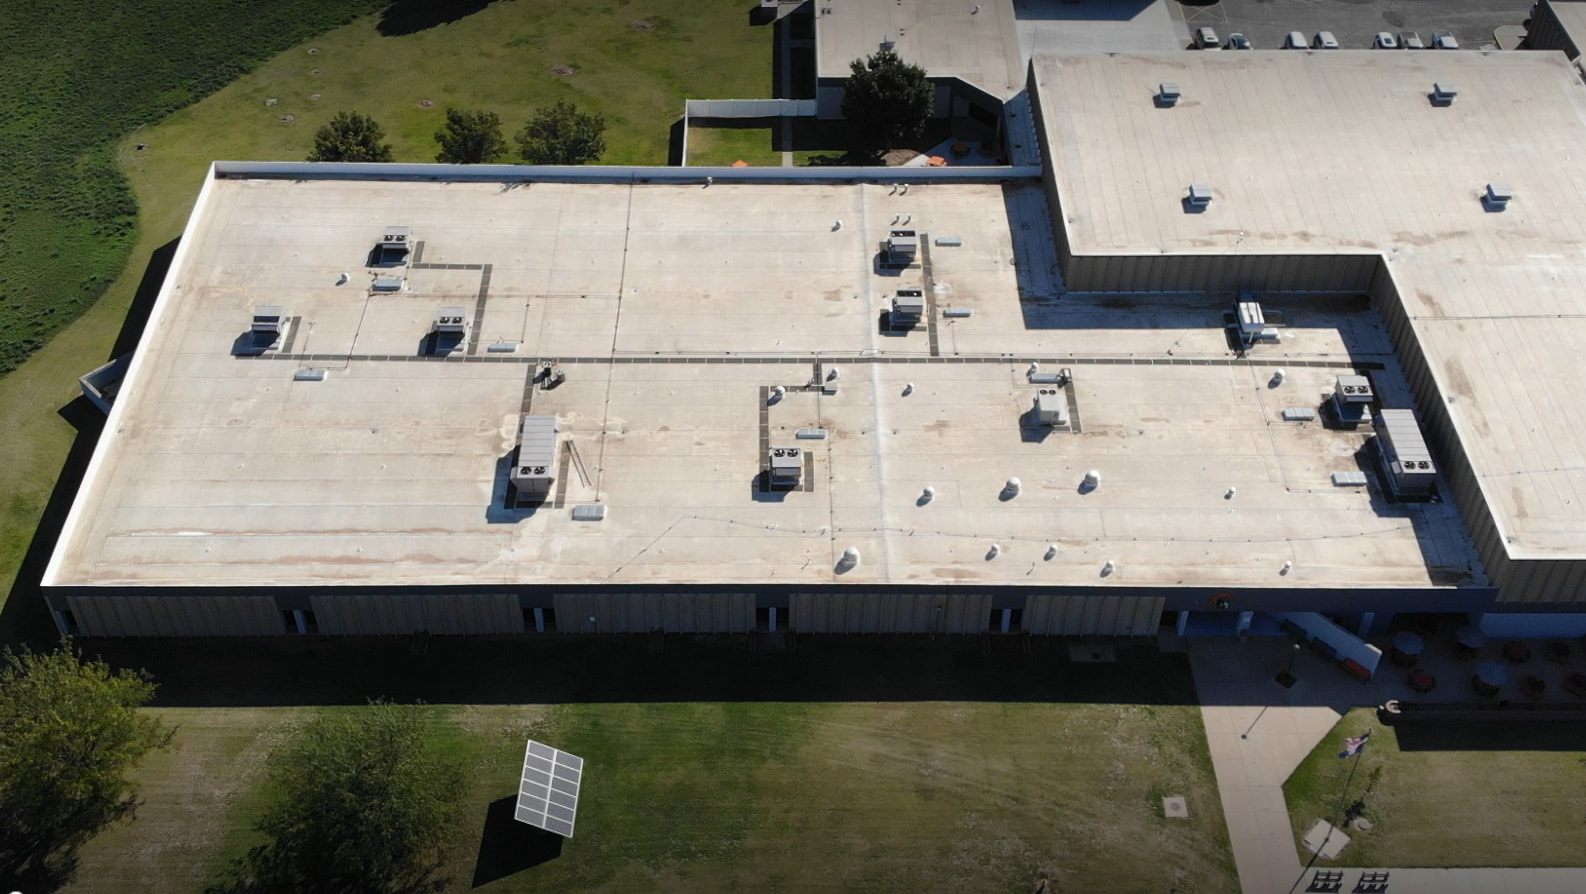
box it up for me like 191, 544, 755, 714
1156, 82, 1181, 107
510, 416, 560, 496
768, 446, 803, 488
380, 227, 412, 249
1373, 408, 1437, 498
1187, 183, 1213, 206
1430, 82, 1457, 105
1334, 375, 1374, 404
1034, 387, 1068, 426
1235, 293, 1278, 346
372, 276, 405, 292
434, 307, 469, 335
251, 305, 287, 334
891, 288, 925, 328
885, 229, 918, 266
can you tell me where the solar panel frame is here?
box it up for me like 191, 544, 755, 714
514, 739, 583, 838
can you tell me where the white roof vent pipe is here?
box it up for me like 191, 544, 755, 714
1271, 369, 1286, 386
1005, 477, 1021, 495
1045, 543, 1058, 560
1101, 560, 1116, 576
827, 366, 840, 381
1082, 469, 1101, 491
839, 546, 862, 570
770, 385, 786, 402
920, 485, 935, 503
987, 543, 1001, 559
903, 382, 915, 396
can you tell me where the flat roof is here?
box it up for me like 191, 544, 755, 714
1033, 50, 1586, 561
45, 175, 1478, 591
817, 0, 1026, 99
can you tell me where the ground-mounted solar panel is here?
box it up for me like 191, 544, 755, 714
514, 739, 583, 838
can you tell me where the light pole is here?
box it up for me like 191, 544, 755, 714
1277, 642, 1301, 688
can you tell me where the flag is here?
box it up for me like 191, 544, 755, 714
1338, 729, 1372, 758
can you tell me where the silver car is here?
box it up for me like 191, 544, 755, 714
1313, 31, 1340, 49
1433, 30, 1459, 49
1284, 30, 1308, 49
1373, 32, 1399, 49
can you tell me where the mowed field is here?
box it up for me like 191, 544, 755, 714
0, 0, 771, 617
71, 700, 1237, 893
1284, 708, 1586, 867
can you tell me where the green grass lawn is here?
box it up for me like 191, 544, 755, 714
685, 123, 785, 167
67, 699, 1236, 893
1283, 708, 1586, 867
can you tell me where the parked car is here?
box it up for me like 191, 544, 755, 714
1284, 31, 1308, 49
1194, 26, 1221, 49
1432, 30, 1459, 49
1313, 31, 1340, 49
1399, 31, 1426, 49
1373, 32, 1399, 48
1225, 33, 1251, 50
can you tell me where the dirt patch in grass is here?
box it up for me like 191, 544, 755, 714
630, 19, 654, 31
1284, 708, 1586, 867
549, 64, 575, 76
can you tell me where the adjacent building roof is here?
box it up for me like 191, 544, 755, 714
1032, 50, 1586, 563
816, 0, 1026, 99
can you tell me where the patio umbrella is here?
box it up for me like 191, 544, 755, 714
1475, 660, 1509, 687
731, 160, 749, 167
1455, 625, 1488, 648
1392, 631, 1425, 655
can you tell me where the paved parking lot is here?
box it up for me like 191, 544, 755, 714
1177, 0, 1531, 50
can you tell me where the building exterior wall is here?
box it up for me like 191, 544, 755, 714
310, 593, 522, 635
65, 594, 283, 637
1527, 1, 1582, 59
1024, 594, 1164, 636
790, 591, 991, 633
553, 592, 754, 634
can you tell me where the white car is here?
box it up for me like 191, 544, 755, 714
1432, 30, 1459, 49
1313, 31, 1340, 49
1284, 31, 1308, 49
1373, 32, 1399, 49
1194, 26, 1221, 49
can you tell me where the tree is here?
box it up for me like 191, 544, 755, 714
516, 101, 606, 165
840, 49, 933, 153
0, 644, 173, 891
434, 108, 507, 164
210, 702, 466, 894
308, 111, 394, 162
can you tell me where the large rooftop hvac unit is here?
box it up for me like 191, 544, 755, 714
768, 446, 803, 488
1330, 374, 1374, 428
251, 306, 287, 335
375, 226, 413, 266
1034, 388, 1068, 426
434, 307, 469, 335
511, 416, 560, 497
890, 288, 925, 329
1235, 292, 1278, 347
1374, 408, 1437, 499
884, 229, 918, 267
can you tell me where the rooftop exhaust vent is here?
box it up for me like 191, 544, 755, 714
1483, 182, 1512, 211
1430, 82, 1457, 105
1156, 82, 1181, 107
372, 276, 405, 292
1186, 183, 1213, 206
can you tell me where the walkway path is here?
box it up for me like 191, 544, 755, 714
1188, 636, 1586, 893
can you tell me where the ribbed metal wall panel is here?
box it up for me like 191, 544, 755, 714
1024, 594, 1163, 636
311, 593, 521, 635
66, 594, 282, 637
789, 592, 991, 634
1527, 2, 1581, 59
1058, 252, 1378, 293
552, 592, 753, 633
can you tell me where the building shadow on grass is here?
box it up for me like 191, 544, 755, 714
471, 796, 562, 887
377, 0, 500, 36
75, 634, 1202, 708
1388, 718, 1586, 752
0, 240, 177, 653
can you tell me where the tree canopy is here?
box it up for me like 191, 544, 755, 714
308, 111, 395, 163
0, 644, 172, 891
840, 49, 933, 153
516, 101, 607, 165
209, 702, 466, 894
434, 108, 507, 164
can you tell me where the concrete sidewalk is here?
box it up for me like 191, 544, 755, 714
1188, 637, 1586, 894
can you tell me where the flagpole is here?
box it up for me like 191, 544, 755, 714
1287, 728, 1371, 894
